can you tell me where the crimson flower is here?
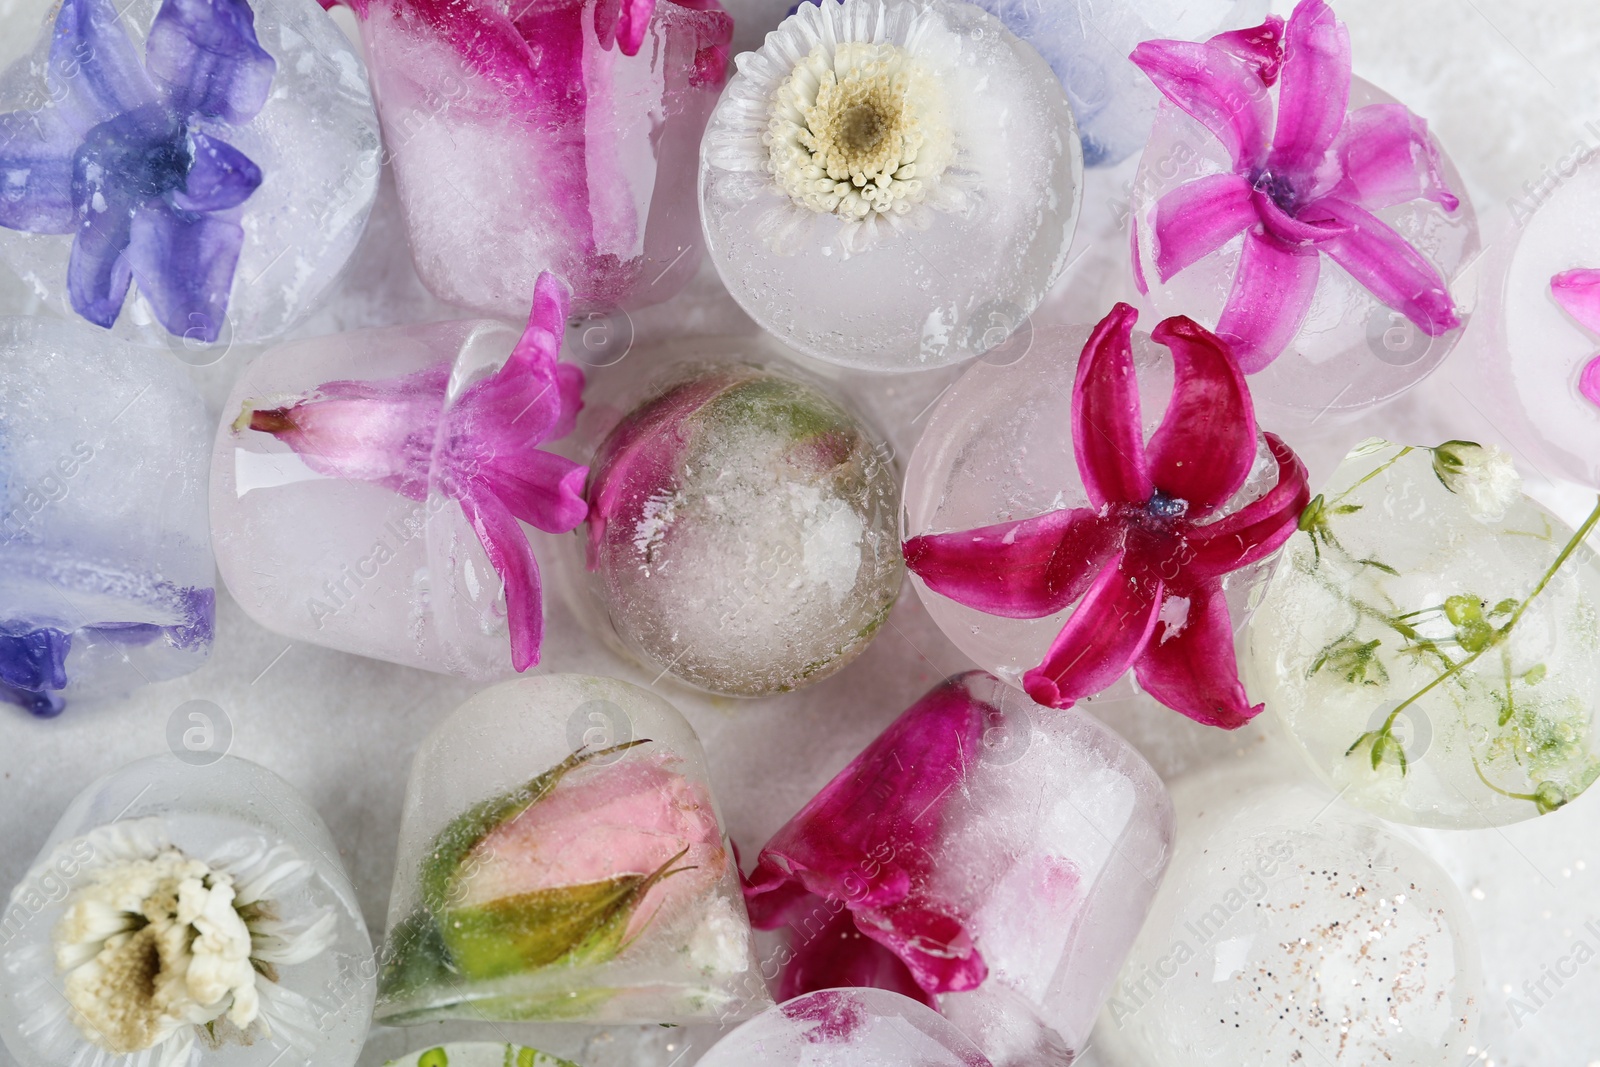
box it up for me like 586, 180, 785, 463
904, 304, 1309, 728
1130, 0, 1461, 371
239, 272, 587, 671
1551, 268, 1600, 405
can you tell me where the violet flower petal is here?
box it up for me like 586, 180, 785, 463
1186, 433, 1309, 581
1330, 103, 1459, 211
1132, 579, 1260, 729
1073, 303, 1153, 509
171, 131, 262, 212
481, 449, 589, 535
458, 272, 579, 445
124, 201, 243, 342
0, 626, 71, 693
456, 478, 545, 672
1022, 555, 1164, 710
1144, 316, 1257, 517
49, 0, 158, 127
145, 0, 276, 124
1151, 172, 1257, 282
1581, 356, 1600, 406
604, 0, 661, 56
1209, 15, 1286, 85
65, 188, 136, 328
1214, 228, 1321, 373
902, 508, 1123, 620
0, 111, 79, 234
1251, 188, 1348, 247
1265, 0, 1349, 184
1128, 38, 1273, 173
1314, 196, 1460, 336
1550, 268, 1600, 333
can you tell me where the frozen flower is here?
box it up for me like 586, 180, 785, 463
1431, 440, 1520, 521
1130, 0, 1461, 370
0, 0, 274, 340
238, 272, 588, 671
904, 304, 1310, 728
379, 741, 729, 1017
45, 820, 334, 1064
1550, 267, 1600, 405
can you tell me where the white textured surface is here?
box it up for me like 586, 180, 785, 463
2, 0, 1600, 1064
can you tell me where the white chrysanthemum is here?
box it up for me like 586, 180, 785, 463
1432, 440, 1521, 521
13, 820, 335, 1067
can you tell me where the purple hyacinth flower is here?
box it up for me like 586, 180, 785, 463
0, 0, 274, 341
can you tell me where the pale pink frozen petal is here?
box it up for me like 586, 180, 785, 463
1151, 173, 1258, 282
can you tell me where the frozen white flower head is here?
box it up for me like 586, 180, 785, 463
698, 0, 1081, 371
1432, 439, 1522, 521
26, 820, 337, 1067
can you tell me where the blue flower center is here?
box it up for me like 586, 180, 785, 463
76, 104, 194, 205
1251, 168, 1299, 214
1146, 490, 1189, 520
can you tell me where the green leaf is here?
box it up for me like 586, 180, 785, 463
417, 1050, 449, 1067
1522, 663, 1547, 685
378, 908, 457, 1002
1311, 637, 1388, 686
1332, 504, 1364, 515
419, 739, 649, 912
1298, 495, 1325, 532
1370, 734, 1389, 770
1357, 559, 1400, 576
1346, 731, 1376, 757
1490, 598, 1520, 618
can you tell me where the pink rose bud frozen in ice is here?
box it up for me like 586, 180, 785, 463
328, 0, 732, 318
746, 671, 1172, 1062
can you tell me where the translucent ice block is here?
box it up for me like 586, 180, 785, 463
0, 0, 380, 347
386, 1044, 579, 1067
745, 672, 1172, 1063
351, 0, 731, 319
582, 361, 902, 697
697, 989, 994, 1067
0, 754, 374, 1067
698, 0, 1082, 371
0, 317, 214, 716
1095, 760, 1481, 1066
1246, 439, 1600, 828
374, 675, 765, 1025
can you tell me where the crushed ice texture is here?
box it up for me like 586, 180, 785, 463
697, 988, 993, 1066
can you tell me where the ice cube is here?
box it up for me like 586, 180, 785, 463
0, 317, 214, 716
696, 988, 994, 1067
1246, 439, 1600, 828
0, 753, 374, 1067
374, 675, 765, 1025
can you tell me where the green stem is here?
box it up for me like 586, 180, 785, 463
1330, 446, 1414, 506
1470, 752, 1538, 803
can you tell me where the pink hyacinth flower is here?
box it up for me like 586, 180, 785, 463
1551, 268, 1600, 405
242, 272, 588, 672
1130, 0, 1462, 371
903, 304, 1310, 729
744, 675, 992, 1006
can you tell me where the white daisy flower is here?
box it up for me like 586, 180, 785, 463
699, 0, 1082, 371
5, 819, 337, 1067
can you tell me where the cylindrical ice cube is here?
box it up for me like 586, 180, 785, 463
375, 675, 766, 1025
349, 0, 732, 319
697, 988, 993, 1067
698, 0, 1082, 371
0, 754, 374, 1067
582, 360, 903, 696
385, 1045, 579, 1067
0, 0, 381, 347
1095, 760, 1481, 1066
1246, 438, 1600, 827
0, 317, 214, 716
744, 672, 1173, 1062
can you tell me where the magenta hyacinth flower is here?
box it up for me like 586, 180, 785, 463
1129, 0, 1462, 371
904, 304, 1310, 728
744, 675, 991, 1006
241, 272, 588, 671
1551, 268, 1600, 405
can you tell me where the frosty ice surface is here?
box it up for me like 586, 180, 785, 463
0, 317, 213, 716
1097, 760, 1481, 1066
386, 1045, 578, 1067
698, 0, 1082, 371
375, 675, 763, 1025
1247, 439, 1600, 828
0, 754, 373, 1067
583, 361, 902, 696
0, 0, 380, 346
697, 988, 994, 1067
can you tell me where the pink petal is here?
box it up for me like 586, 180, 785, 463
1186, 432, 1310, 581
1331, 104, 1459, 211
1152, 173, 1258, 282
1314, 196, 1460, 337
1128, 39, 1273, 172
1252, 187, 1349, 247
1022, 555, 1164, 709
457, 271, 582, 444
1074, 303, 1154, 508
903, 508, 1123, 620
1209, 15, 1286, 85
1144, 316, 1257, 517
1131, 213, 1149, 296
481, 448, 589, 533
855, 902, 987, 996
456, 480, 544, 672
1133, 580, 1260, 729
1551, 268, 1600, 334
1581, 355, 1600, 407
1215, 227, 1322, 372
610, 0, 659, 55
1266, 0, 1350, 182
775, 904, 935, 1008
